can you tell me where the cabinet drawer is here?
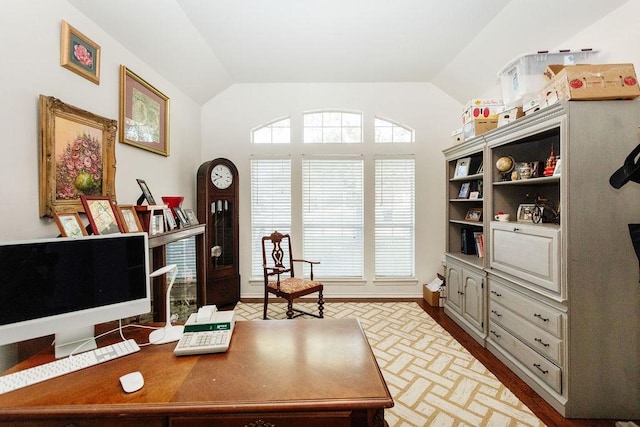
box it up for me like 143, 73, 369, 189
171, 412, 352, 427
489, 301, 564, 365
489, 279, 564, 338
488, 322, 562, 394
490, 222, 561, 294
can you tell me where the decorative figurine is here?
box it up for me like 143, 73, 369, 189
543, 146, 557, 177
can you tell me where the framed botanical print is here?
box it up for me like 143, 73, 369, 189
38, 95, 117, 217
119, 65, 170, 156
60, 21, 101, 85
53, 212, 88, 237
81, 195, 123, 235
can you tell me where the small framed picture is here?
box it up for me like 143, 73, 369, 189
517, 204, 536, 222
117, 205, 143, 233
476, 162, 484, 174
136, 178, 157, 205
60, 21, 100, 85
80, 195, 123, 235
458, 182, 471, 199
553, 158, 562, 176
53, 212, 88, 238
150, 214, 165, 235
174, 207, 190, 227
184, 208, 199, 225
454, 157, 471, 178
469, 191, 480, 200
163, 207, 177, 231
464, 208, 483, 222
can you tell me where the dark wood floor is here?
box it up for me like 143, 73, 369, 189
413, 299, 635, 427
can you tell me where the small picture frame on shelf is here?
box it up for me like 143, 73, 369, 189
53, 212, 88, 237
464, 208, 483, 222
163, 207, 177, 230
184, 208, 198, 225
136, 178, 156, 205
476, 162, 484, 174
174, 207, 190, 227
150, 214, 165, 235
80, 195, 123, 235
458, 182, 471, 199
454, 157, 471, 178
553, 158, 562, 176
517, 204, 536, 222
117, 205, 143, 233
469, 191, 480, 200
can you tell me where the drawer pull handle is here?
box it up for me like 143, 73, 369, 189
533, 363, 549, 375
458, 291, 464, 295
534, 313, 549, 322
491, 309, 502, 317
490, 290, 502, 297
513, 227, 520, 232
534, 337, 550, 347
490, 330, 501, 338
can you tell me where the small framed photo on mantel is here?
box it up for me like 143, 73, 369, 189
454, 157, 472, 178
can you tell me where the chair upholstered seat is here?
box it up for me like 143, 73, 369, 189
267, 277, 323, 294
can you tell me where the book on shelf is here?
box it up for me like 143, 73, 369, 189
473, 232, 484, 258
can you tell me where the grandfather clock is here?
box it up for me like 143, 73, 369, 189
196, 158, 240, 307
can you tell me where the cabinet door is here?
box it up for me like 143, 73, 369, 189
446, 263, 463, 312
462, 269, 485, 331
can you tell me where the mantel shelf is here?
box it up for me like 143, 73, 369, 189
148, 224, 206, 248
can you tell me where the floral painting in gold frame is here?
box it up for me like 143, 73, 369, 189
119, 65, 170, 156
39, 95, 117, 217
60, 21, 101, 85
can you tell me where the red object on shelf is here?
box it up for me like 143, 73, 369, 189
161, 196, 184, 209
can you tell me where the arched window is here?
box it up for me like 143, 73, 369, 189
303, 110, 362, 143
252, 117, 291, 144
374, 117, 414, 143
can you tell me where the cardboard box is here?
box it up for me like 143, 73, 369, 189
463, 118, 498, 140
542, 63, 640, 102
497, 107, 523, 127
423, 285, 440, 307
462, 98, 503, 124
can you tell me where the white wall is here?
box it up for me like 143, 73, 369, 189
0, 1, 202, 242
201, 83, 462, 298
0, 0, 201, 370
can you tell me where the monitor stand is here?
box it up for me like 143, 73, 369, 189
55, 326, 97, 359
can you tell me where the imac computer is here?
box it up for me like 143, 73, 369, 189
0, 232, 151, 358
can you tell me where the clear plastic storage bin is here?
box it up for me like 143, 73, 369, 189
498, 49, 599, 107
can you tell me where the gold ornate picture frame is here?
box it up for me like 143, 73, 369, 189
39, 95, 117, 217
60, 21, 101, 85
119, 65, 170, 156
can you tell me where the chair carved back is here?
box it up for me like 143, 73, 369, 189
262, 231, 295, 278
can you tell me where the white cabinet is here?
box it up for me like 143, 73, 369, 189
444, 256, 485, 343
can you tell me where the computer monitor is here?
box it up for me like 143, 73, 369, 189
0, 232, 150, 358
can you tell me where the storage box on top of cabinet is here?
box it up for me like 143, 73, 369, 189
497, 49, 598, 108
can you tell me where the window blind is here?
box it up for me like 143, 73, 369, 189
302, 158, 363, 278
250, 159, 292, 277
375, 158, 415, 277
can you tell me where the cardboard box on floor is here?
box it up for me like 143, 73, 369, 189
542, 63, 640, 102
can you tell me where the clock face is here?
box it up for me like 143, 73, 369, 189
210, 164, 233, 189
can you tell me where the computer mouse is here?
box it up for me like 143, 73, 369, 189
119, 371, 144, 393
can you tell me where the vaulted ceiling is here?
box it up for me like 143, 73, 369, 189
68, 0, 627, 105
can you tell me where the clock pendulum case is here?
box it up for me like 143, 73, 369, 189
196, 158, 240, 306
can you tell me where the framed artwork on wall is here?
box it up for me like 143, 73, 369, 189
81, 195, 123, 235
119, 65, 170, 156
38, 95, 117, 218
60, 21, 101, 85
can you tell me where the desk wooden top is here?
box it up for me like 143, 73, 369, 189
0, 318, 393, 418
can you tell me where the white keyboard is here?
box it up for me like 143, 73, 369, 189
0, 339, 140, 395
174, 330, 232, 356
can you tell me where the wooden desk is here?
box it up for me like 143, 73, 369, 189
0, 319, 393, 427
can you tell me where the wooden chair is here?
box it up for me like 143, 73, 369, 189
261, 231, 324, 320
